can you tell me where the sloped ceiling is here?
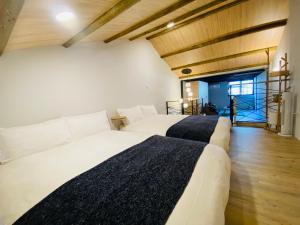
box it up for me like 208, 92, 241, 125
4, 0, 288, 78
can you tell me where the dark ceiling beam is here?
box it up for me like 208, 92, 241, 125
161, 19, 287, 58
146, 0, 248, 40
186, 69, 265, 82
0, 0, 25, 56
180, 62, 268, 79
63, 0, 141, 48
198, 70, 264, 83
172, 46, 277, 70
129, 0, 227, 41
104, 0, 197, 43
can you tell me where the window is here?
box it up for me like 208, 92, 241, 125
241, 80, 254, 95
229, 81, 240, 95
229, 80, 253, 95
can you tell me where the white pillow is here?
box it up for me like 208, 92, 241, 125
140, 105, 158, 117
0, 119, 72, 163
117, 106, 144, 125
64, 111, 111, 140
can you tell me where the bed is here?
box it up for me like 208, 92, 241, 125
0, 113, 231, 225
118, 106, 232, 151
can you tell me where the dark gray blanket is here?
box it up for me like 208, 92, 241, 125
166, 115, 219, 142
13, 135, 206, 225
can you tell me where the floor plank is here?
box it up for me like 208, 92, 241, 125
225, 127, 300, 225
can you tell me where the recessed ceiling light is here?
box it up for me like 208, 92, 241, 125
56, 12, 75, 22
166, 21, 175, 29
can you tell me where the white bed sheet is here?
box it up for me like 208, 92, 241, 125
0, 131, 230, 225
122, 115, 231, 151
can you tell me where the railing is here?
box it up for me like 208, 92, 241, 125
166, 99, 201, 115
229, 78, 290, 128
165, 100, 183, 115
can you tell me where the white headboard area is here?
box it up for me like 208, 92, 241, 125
0, 40, 180, 127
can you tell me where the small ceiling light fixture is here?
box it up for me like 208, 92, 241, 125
166, 21, 175, 29
56, 12, 75, 22
182, 68, 192, 75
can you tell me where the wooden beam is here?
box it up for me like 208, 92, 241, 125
161, 19, 287, 58
269, 70, 290, 77
63, 0, 141, 48
172, 46, 277, 70
129, 0, 227, 41
0, 0, 25, 56
146, 0, 248, 40
180, 62, 268, 79
104, 0, 196, 43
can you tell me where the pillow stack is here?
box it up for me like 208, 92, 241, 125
0, 111, 111, 164
0, 119, 72, 163
117, 105, 158, 125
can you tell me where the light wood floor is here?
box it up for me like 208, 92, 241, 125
225, 127, 300, 225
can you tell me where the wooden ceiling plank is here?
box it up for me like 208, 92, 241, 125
62, 0, 141, 48
104, 0, 197, 43
0, 0, 25, 56
180, 62, 268, 79
161, 19, 287, 58
172, 46, 277, 70
129, 0, 226, 41
147, 0, 248, 40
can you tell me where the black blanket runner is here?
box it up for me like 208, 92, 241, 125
14, 135, 206, 225
166, 115, 219, 142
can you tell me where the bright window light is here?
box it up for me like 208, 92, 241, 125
185, 82, 191, 88
229, 81, 241, 95
186, 87, 191, 93
242, 80, 254, 95
229, 80, 253, 95
56, 12, 75, 22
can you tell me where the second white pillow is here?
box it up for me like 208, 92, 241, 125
140, 105, 158, 117
64, 111, 111, 140
117, 106, 144, 125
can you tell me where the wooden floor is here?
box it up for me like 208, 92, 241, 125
225, 127, 300, 225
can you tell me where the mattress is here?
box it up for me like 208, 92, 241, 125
121, 115, 232, 151
0, 131, 231, 225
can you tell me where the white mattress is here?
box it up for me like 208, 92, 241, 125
122, 115, 232, 151
0, 131, 231, 225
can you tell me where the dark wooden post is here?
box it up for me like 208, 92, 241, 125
166, 101, 169, 115
265, 49, 270, 123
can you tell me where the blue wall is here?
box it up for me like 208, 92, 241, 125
235, 95, 255, 110
208, 82, 230, 112
208, 81, 255, 112
199, 81, 208, 104
254, 71, 266, 111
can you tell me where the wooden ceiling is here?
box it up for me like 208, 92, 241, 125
3, 0, 288, 78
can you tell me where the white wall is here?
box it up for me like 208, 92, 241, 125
0, 40, 180, 127
271, 0, 300, 139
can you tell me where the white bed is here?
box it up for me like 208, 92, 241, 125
121, 114, 232, 151
0, 130, 231, 225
